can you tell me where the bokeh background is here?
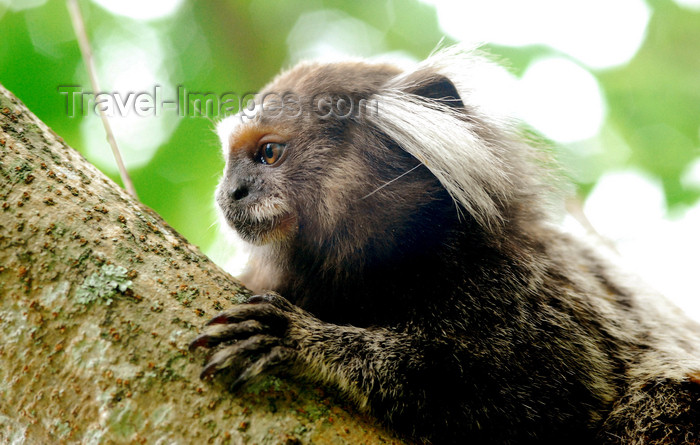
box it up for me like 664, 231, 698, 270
1, 0, 699, 316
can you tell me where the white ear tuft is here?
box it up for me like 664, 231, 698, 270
366, 47, 524, 230
366, 92, 513, 229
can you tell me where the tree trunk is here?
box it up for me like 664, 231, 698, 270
0, 84, 404, 444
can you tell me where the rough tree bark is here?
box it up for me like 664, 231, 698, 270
0, 84, 405, 444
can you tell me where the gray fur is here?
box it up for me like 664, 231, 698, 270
193, 48, 700, 444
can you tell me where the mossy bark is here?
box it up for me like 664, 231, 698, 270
0, 84, 405, 444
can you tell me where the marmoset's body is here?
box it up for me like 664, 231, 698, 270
191, 49, 700, 444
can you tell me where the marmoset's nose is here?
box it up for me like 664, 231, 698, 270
231, 184, 249, 201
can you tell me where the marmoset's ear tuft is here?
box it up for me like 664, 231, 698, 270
405, 74, 465, 109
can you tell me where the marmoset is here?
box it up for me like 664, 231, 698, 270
190, 48, 700, 444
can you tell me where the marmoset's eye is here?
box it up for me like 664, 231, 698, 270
259, 142, 285, 165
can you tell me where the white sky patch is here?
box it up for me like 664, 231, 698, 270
583, 170, 700, 321
287, 10, 387, 63
681, 156, 700, 190
585, 170, 666, 241
369, 50, 419, 70
673, 0, 700, 11
516, 57, 606, 143
90, 0, 183, 20
206, 221, 250, 278
222, 245, 250, 278
421, 0, 650, 69
77, 26, 179, 172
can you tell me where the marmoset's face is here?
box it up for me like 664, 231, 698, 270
215, 117, 299, 245
215, 61, 427, 251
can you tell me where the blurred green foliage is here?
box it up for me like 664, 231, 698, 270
1, 0, 699, 261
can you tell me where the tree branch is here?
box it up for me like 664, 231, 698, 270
0, 84, 404, 444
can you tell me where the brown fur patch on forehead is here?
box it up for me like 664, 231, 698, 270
262, 61, 402, 98
225, 122, 293, 156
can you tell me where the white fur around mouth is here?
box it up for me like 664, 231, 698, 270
232, 212, 297, 244
245, 197, 289, 221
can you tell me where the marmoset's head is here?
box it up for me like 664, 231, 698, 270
215, 48, 542, 263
